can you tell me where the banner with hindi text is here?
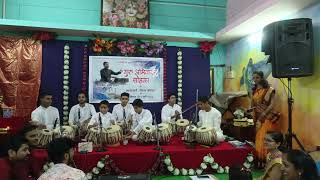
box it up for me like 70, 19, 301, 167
88, 56, 163, 103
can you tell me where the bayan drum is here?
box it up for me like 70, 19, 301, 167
60, 126, 75, 139
196, 126, 217, 146
176, 119, 190, 134
157, 123, 172, 144
85, 127, 106, 145
137, 125, 154, 144
38, 129, 53, 148
184, 125, 197, 143
105, 125, 123, 147
167, 121, 177, 135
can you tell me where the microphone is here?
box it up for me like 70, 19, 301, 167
53, 118, 58, 129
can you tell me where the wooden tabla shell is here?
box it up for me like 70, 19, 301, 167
105, 125, 122, 146
196, 126, 217, 146
184, 125, 197, 143
85, 127, 106, 145
176, 119, 190, 134
61, 126, 75, 139
157, 123, 172, 144
38, 129, 53, 148
116, 121, 131, 135
138, 125, 154, 144
167, 121, 177, 135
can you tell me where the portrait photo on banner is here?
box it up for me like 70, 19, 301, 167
101, 0, 149, 28
88, 56, 163, 103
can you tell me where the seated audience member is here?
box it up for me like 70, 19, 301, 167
282, 149, 318, 180
31, 92, 60, 130
258, 131, 284, 180
197, 96, 225, 142
0, 135, 34, 180
37, 137, 86, 180
128, 99, 152, 140
229, 165, 253, 180
19, 123, 40, 148
87, 100, 114, 129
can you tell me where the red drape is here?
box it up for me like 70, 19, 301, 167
0, 36, 42, 117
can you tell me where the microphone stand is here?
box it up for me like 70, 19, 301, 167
78, 109, 81, 141
153, 113, 162, 151
195, 89, 199, 124
96, 113, 106, 152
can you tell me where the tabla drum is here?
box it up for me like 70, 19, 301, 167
196, 126, 217, 146
116, 121, 131, 135
60, 126, 75, 139
157, 123, 172, 144
38, 129, 53, 148
184, 125, 197, 143
167, 121, 177, 135
85, 127, 106, 145
105, 125, 123, 147
137, 125, 154, 144
176, 119, 190, 134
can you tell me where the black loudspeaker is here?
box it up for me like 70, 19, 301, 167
98, 174, 151, 180
261, 18, 314, 78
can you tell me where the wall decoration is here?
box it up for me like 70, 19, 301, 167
101, 0, 149, 29
89, 56, 164, 103
82, 45, 89, 92
177, 49, 183, 107
63, 44, 70, 123
199, 41, 216, 57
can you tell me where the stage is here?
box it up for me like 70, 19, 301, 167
30, 136, 253, 175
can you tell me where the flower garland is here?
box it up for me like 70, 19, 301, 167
199, 41, 216, 57
82, 45, 88, 92
177, 49, 183, 107
91, 37, 166, 57
164, 152, 254, 176
62, 44, 70, 124
86, 155, 109, 180
32, 31, 56, 41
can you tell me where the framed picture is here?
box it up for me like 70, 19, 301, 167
101, 0, 149, 29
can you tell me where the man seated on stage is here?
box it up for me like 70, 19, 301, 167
161, 93, 182, 123
69, 91, 96, 129
112, 92, 134, 123
197, 96, 225, 142
31, 92, 60, 130
37, 137, 86, 179
0, 135, 34, 180
87, 100, 114, 129
100, 62, 121, 83
128, 99, 152, 140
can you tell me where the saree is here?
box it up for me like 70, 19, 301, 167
252, 87, 280, 160
258, 152, 283, 180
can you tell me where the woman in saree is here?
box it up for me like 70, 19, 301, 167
258, 131, 284, 180
251, 71, 280, 168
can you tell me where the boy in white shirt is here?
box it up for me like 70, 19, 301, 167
68, 91, 96, 128
197, 96, 225, 142
128, 99, 152, 140
31, 92, 60, 130
87, 100, 114, 129
112, 92, 134, 122
161, 93, 182, 123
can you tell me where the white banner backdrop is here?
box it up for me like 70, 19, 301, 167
89, 56, 164, 103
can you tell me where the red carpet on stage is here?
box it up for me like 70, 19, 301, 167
31, 136, 253, 174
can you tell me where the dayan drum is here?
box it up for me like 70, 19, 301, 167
38, 129, 53, 148
85, 127, 106, 145
156, 123, 172, 144
196, 126, 217, 146
137, 125, 154, 144
184, 125, 197, 143
116, 121, 131, 135
167, 121, 177, 135
176, 119, 190, 134
60, 126, 75, 139
105, 125, 123, 146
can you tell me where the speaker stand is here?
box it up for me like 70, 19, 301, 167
285, 78, 305, 151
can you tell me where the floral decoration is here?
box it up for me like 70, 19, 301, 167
199, 41, 216, 56
91, 36, 166, 57
62, 44, 70, 123
164, 152, 254, 176
176, 49, 183, 107
32, 31, 56, 41
82, 45, 88, 92
86, 155, 109, 180
234, 108, 245, 119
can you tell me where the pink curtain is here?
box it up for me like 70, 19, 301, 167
0, 36, 42, 117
